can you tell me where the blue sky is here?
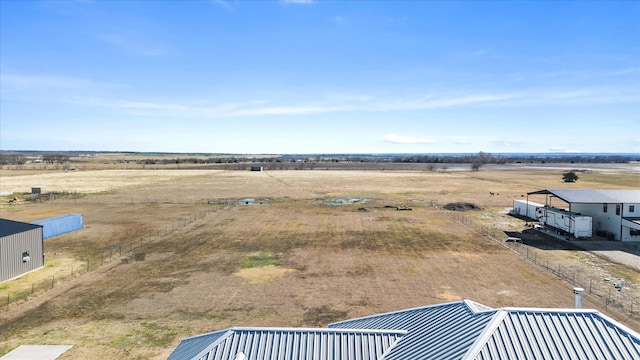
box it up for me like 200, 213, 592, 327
1, 0, 639, 154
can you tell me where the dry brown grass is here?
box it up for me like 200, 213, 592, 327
0, 163, 638, 359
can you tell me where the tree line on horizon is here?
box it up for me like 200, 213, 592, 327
0, 151, 637, 166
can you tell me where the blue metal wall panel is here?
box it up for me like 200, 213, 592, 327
33, 214, 83, 239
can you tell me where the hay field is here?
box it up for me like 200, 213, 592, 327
0, 167, 638, 359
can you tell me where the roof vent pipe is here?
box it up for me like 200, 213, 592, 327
573, 287, 584, 309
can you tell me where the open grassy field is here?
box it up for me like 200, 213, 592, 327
0, 164, 639, 359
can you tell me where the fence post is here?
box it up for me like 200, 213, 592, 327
51, 275, 55, 289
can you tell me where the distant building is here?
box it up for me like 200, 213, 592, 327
168, 299, 640, 360
528, 189, 640, 241
0, 219, 44, 282
250, 166, 264, 172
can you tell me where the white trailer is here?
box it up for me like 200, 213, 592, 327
512, 200, 544, 220
535, 206, 592, 238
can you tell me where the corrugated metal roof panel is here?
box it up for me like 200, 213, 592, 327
329, 301, 497, 360
168, 327, 406, 360
546, 190, 640, 204
169, 301, 640, 360
468, 309, 640, 360
167, 330, 229, 360
0, 218, 42, 238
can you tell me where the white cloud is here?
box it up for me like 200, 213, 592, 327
383, 134, 435, 144
548, 147, 582, 153
492, 140, 514, 147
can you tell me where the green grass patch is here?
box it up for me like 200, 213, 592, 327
240, 252, 278, 268
108, 323, 178, 348
44, 259, 60, 268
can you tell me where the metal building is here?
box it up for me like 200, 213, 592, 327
527, 189, 640, 241
0, 218, 44, 282
33, 214, 83, 239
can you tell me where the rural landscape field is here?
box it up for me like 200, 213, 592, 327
1, 158, 639, 359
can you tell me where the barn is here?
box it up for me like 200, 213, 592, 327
528, 189, 640, 241
0, 218, 44, 282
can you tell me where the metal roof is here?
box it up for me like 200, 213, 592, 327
0, 218, 42, 238
169, 300, 640, 360
329, 300, 497, 360
167, 327, 406, 360
466, 309, 640, 360
528, 189, 640, 204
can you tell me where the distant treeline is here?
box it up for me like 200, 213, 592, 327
0, 151, 638, 166
391, 153, 639, 164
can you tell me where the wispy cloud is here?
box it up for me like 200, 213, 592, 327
383, 134, 435, 144
97, 33, 165, 56
280, 0, 314, 4
211, 0, 234, 11
101, 92, 517, 118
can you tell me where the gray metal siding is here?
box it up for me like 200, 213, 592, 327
1, 226, 44, 282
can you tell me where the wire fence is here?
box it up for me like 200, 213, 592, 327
437, 204, 638, 319
1, 205, 225, 312
4, 198, 638, 319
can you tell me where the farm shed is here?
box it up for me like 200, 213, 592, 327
0, 218, 44, 282
33, 214, 83, 239
528, 189, 640, 241
250, 166, 263, 172
169, 299, 640, 360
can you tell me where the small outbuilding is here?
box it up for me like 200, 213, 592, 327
33, 214, 83, 239
0, 218, 44, 282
